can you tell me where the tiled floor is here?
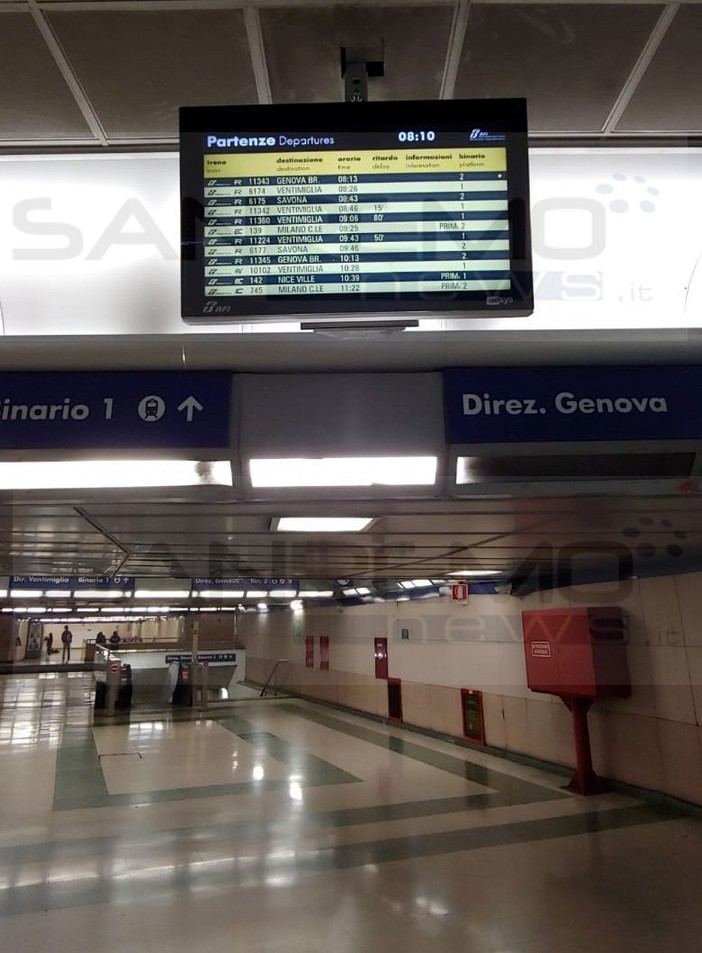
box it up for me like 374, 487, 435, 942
1, 672, 700, 952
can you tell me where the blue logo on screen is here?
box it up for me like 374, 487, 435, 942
469, 128, 506, 142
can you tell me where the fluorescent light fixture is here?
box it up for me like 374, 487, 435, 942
300, 590, 333, 599
76, 607, 93, 613
257, 603, 268, 612
199, 589, 244, 598
246, 590, 267, 599
343, 587, 358, 596
45, 589, 69, 598
269, 589, 298, 598
0, 459, 233, 490
134, 590, 191, 599
276, 517, 373, 532
399, 581, 415, 590
448, 570, 503, 577
1, 607, 12, 613
290, 600, 303, 611
199, 607, 217, 612
411, 579, 433, 588
250, 456, 437, 487
75, 590, 126, 599
356, 587, 371, 596
0, 589, 7, 598
10, 589, 43, 598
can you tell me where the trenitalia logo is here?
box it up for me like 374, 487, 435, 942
469, 128, 505, 142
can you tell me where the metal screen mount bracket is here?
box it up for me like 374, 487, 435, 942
341, 45, 385, 102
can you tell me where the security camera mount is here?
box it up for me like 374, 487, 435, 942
340, 45, 385, 102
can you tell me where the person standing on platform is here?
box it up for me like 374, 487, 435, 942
61, 625, 73, 662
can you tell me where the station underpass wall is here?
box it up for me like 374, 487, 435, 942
240, 574, 702, 807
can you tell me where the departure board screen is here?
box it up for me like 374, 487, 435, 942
180, 100, 532, 323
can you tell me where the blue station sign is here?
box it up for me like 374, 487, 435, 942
165, 652, 237, 665
0, 372, 231, 450
10, 575, 135, 590
444, 366, 702, 443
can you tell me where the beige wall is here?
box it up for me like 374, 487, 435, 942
240, 572, 702, 807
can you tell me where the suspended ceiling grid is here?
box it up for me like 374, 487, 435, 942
1, 493, 700, 586
1, 1, 702, 149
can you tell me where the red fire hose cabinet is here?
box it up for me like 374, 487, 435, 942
522, 607, 630, 794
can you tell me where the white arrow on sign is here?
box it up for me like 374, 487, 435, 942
177, 396, 204, 422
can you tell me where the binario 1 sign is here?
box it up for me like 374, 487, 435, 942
0, 372, 231, 450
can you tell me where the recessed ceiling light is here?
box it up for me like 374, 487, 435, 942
198, 590, 244, 598
274, 517, 373, 532
448, 570, 503, 577
134, 589, 191, 599
250, 456, 437, 487
0, 459, 233, 490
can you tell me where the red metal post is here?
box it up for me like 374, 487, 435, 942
562, 695, 607, 795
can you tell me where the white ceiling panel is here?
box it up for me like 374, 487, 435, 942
616, 5, 702, 132
0, 11, 93, 140
454, 3, 664, 132
260, 4, 453, 103
46, 8, 258, 139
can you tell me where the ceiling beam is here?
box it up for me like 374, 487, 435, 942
243, 5, 273, 105
26, 0, 108, 145
440, 0, 472, 100
602, 2, 681, 135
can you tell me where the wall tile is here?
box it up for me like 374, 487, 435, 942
481, 692, 507, 749
649, 646, 696, 724
497, 642, 529, 698
639, 576, 685, 649
685, 646, 702, 726
502, 695, 529, 754
589, 708, 664, 791
525, 697, 556, 760
675, 572, 702, 647
657, 718, 702, 804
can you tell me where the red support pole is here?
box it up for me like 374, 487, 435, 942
562, 695, 608, 795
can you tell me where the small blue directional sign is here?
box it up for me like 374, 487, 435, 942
10, 575, 134, 590
0, 372, 231, 450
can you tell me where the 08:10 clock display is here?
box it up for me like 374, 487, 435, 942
397, 130, 436, 142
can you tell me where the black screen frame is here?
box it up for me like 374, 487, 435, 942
180, 99, 533, 323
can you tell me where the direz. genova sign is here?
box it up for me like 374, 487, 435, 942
443, 366, 702, 443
